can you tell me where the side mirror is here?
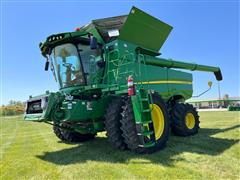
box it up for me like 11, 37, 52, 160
45, 61, 49, 71
208, 81, 213, 88
90, 36, 98, 49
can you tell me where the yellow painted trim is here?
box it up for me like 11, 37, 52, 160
185, 112, 196, 129
137, 80, 192, 85
150, 104, 165, 140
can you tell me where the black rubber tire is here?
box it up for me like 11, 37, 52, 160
171, 103, 200, 136
120, 93, 170, 154
51, 106, 95, 142
53, 123, 66, 141
60, 123, 96, 142
51, 108, 67, 141
104, 97, 126, 150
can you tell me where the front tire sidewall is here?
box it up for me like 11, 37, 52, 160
171, 103, 199, 136
151, 94, 170, 150
183, 106, 199, 135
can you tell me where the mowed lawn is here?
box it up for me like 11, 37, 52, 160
0, 112, 240, 179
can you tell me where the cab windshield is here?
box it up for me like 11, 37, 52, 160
51, 43, 84, 88
50, 42, 101, 88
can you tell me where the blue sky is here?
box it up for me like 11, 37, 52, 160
1, 1, 239, 105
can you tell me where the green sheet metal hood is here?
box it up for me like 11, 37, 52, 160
90, 6, 172, 52
118, 6, 173, 52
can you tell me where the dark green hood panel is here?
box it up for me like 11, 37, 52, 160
118, 6, 173, 52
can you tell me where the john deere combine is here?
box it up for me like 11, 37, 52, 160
25, 7, 222, 153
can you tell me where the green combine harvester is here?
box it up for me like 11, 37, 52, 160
25, 7, 222, 153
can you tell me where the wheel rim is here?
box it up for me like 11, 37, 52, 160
185, 112, 195, 129
150, 104, 165, 140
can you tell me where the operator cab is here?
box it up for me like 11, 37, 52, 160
49, 37, 104, 89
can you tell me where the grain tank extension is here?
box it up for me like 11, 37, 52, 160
24, 7, 222, 153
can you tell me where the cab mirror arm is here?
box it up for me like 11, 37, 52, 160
45, 57, 50, 71
192, 81, 213, 98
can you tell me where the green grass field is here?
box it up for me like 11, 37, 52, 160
1, 112, 240, 179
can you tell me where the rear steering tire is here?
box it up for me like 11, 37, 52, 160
171, 103, 200, 136
120, 93, 170, 154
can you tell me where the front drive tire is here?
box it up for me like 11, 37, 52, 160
51, 107, 96, 142
120, 93, 170, 154
52, 120, 95, 143
59, 123, 96, 142
104, 97, 126, 150
53, 122, 66, 141
171, 103, 200, 136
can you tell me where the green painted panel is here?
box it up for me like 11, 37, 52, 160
167, 68, 193, 82
131, 95, 142, 123
119, 6, 173, 52
103, 39, 193, 101
61, 97, 108, 121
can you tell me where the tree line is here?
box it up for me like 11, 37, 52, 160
0, 100, 25, 116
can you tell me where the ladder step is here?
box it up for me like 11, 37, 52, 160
136, 120, 152, 124
137, 131, 154, 136
138, 142, 155, 148
142, 109, 151, 113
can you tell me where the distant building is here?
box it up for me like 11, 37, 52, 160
186, 97, 240, 109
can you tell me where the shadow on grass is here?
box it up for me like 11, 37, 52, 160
37, 125, 240, 166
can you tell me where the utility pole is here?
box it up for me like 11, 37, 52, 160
218, 81, 221, 108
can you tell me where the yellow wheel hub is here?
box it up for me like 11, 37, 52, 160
150, 104, 165, 140
185, 112, 195, 129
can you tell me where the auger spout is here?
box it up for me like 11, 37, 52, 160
144, 55, 222, 81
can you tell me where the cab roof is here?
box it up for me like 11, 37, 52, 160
40, 6, 173, 56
